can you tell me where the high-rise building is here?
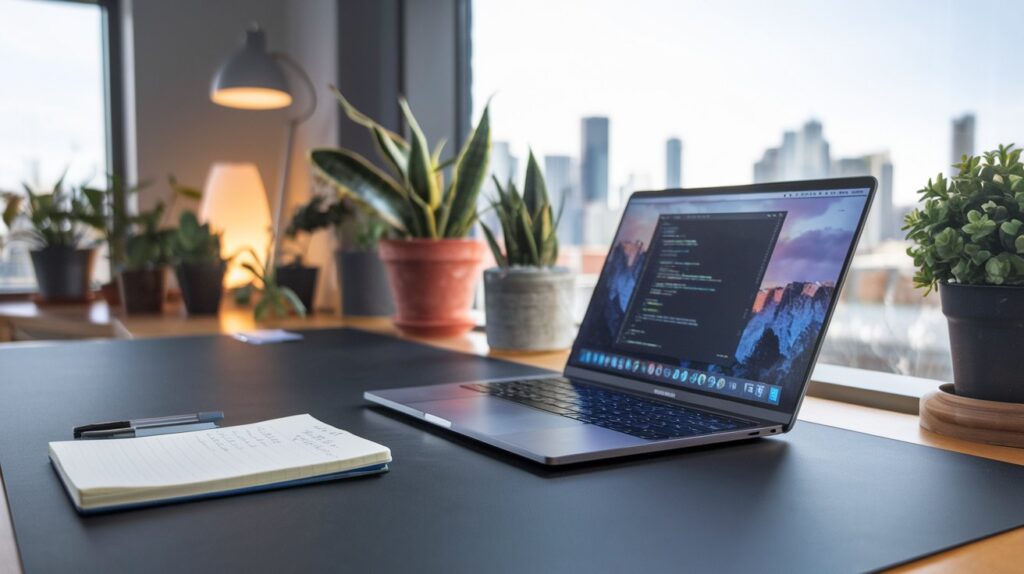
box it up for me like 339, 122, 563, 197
581, 117, 609, 205
665, 137, 683, 188
831, 152, 895, 248
544, 155, 583, 245
951, 113, 976, 168
754, 120, 830, 183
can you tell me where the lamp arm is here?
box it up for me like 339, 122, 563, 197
268, 52, 318, 271
272, 52, 318, 126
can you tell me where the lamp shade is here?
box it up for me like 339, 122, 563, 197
199, 162, 273, 288
210, 24, 292, 110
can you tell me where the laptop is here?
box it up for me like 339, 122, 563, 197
366, 177, 877, 465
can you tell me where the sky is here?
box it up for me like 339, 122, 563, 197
472, 0, 1024, 207
0, 0, 107, 191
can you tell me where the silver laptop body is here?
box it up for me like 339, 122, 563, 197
366, 178, 877, 465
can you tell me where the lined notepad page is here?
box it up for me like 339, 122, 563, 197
49, 414, 390, 491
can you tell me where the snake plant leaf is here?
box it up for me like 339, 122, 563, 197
372, 125, 408, 181
399, 97, 441, 210
310, 148, 409, 233
517, 205, 539, 263
480, 221, 508, 268
522, 150, 548, 218
432, 139, 447, 167
406, 187, 438, 238
444, 103, 491, 237
330, 85, 408, 151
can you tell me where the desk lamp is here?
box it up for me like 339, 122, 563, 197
209, 22, 318, 260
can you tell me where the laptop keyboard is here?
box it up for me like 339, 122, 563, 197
461, 377, 754, 441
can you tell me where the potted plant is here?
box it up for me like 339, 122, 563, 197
240, 240, 307, 321
172, 211, 227, 315
904, 143, 1024, 403
286, 194, 394, 316
119, 202, 175, 314
278, 200, 325, 315
78, 175, 147, 306
2, 177, 97, 303
480, 152, 575, 352
78, 175, 199, 307
310, 88, 491, 337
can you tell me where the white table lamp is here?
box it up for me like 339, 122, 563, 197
199, 162, 273, 288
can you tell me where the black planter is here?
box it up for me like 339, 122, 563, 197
940, 282, 1024, 403
29, 247, 96, 302
275, 264, 318, 314
118, 267, 167, 315
336, 249, 394, 317
175, 262, 226, 316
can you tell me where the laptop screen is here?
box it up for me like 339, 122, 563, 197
569, 182, 873, 414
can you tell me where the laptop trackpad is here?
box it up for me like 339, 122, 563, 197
409, 397, 584, 436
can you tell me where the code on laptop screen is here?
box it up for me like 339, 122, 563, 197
571, 186, 870, 412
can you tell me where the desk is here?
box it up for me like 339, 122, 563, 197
0, 302, 1021, 572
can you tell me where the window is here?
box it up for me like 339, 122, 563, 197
471, 0, 1024, 382
0, 0, 111, 291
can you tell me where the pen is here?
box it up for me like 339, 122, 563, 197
74, 411, 224, 439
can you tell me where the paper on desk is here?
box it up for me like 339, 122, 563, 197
232, 329, 304, 345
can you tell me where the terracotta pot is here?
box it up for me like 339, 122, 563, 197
379, 238, 485, 337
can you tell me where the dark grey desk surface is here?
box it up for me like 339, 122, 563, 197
1, 329, 1023, 574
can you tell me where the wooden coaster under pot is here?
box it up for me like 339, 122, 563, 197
920, 384, 1024, 448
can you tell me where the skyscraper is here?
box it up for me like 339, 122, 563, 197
665, 137, 683, 188
544, 155, 583, 245
753, 120, 830, 183
951, 113, 976, 167
581, 117, 609, 205
831, 152, 895, 248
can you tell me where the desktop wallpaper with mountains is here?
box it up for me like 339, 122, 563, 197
575, 193, 868, 410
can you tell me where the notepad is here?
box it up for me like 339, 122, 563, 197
48, 414, 391, 513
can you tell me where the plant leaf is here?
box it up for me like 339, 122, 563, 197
330, 85, 408, 150
398, 97, 441, 210
480, 221, 508, 268
444, 103, 491, 237
309, 148, 409, 233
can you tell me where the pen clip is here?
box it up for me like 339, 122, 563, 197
73, 421, 130, 439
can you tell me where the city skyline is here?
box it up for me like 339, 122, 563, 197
473, 0, 1024, 209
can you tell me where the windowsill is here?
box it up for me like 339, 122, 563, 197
809, 363, 940, 415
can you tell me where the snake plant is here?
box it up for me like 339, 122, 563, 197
310, 87, 491, 239
481, 151, 561, 268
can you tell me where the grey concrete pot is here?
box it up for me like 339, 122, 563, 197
484, 266, 574, 352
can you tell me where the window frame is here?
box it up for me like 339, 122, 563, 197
0, 0, 125, 295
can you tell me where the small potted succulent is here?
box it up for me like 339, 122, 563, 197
171, 211, 227, 315
311, 88, 491, 337
480, 152, 574, 352
904, 143, 1024, 403
2, 177, 97, 303
286, 194, 394, 316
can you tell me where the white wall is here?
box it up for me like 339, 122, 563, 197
125, 0, 339, 307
